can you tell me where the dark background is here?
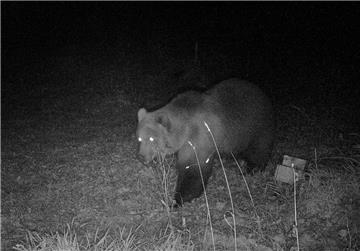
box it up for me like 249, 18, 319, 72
2, 2, 360, 126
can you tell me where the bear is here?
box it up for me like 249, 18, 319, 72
136, 78, 274, 207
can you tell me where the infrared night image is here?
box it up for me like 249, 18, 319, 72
2, 3, 360, 250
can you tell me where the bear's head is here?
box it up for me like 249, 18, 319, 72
136, 108, 175, 163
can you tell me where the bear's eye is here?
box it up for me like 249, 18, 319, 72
149, 137, 154, 142
138, 137, 142, 142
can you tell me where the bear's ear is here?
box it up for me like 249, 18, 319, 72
137, 108, 147, 122
156, 113, 171, 131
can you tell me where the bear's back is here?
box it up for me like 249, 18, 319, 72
204, 78, 274, 152
164, 91, 206, 121
158, 78, 273, 155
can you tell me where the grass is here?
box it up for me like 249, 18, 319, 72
2, 44, 360, 250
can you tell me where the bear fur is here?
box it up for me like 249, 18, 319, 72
136, 78, 274, 206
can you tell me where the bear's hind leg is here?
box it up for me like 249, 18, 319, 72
244, 134, 273, 173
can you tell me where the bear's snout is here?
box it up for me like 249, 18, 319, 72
137, 150, 155, 164
137, 153, 146, 163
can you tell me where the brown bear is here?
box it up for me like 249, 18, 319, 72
136, 78, 274, 206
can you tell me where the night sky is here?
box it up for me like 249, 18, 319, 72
2, 3, 360, 125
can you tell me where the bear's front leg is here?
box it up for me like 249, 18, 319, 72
174, 159, 213, 207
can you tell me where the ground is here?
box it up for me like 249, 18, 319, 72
2, 46, 359, 250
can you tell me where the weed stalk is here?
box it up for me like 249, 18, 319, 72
204, 121, 237, 250
293, 163, 300, 251
231, 152, 263, 237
